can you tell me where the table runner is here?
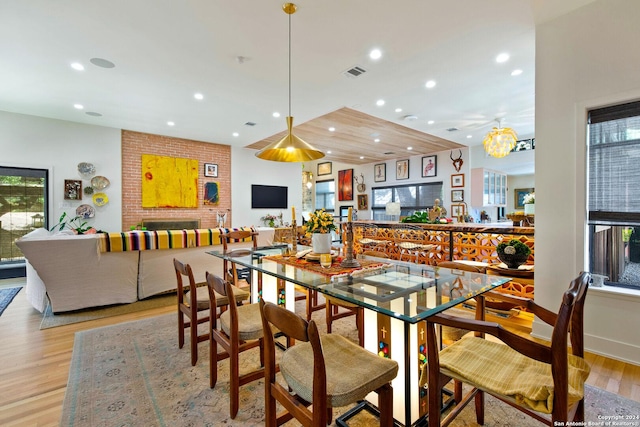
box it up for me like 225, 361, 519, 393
263, 254, 391, 278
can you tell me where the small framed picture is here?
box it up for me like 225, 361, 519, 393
451, 173, 465, 188
204, 163, 218, 177
451, 203, 466, 217
451, 189, 464, 202
357, 194, 368, 210
317, 161, 332, 176
396, 159, 409, 180
422, 155, 437, 177
374, 163, 386, 182
64, 179, 82, 200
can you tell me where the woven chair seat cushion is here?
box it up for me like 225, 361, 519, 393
219, 303, 263, 341
326, 294, 359, 309
281, 333, 398, 408
422, 336, 590, 414
441, 306, 474, 342
185, 284, 250, 310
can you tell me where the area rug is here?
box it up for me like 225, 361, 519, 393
60, 311, 640, 427
40, 293, 176, 329
0, 286, 21, 316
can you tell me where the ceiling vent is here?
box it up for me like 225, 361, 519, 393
383, 151, 395, 155
446, 127, 459, 132
343, 65, 367, 78
244, 122, 256, 126
404, 115, 418, 121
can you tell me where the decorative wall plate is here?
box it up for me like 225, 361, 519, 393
76, 204, 96, 219
91, 175, 110, 190
92, 192, 109, 206
77, 162, 96, 176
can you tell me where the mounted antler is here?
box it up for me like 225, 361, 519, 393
354, 173, 366, 192
450, 149, 463, 172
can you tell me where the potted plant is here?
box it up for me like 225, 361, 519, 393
260, 214, 278, 228
496, 239, 531, 269
304, 209, 336, 254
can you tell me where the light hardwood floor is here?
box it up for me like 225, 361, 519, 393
0, 278, 639, 426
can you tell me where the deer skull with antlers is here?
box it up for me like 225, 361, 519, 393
450, 149, 463, 172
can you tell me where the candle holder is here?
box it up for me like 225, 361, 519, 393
340, 221, 361, 268
290, 219, 298, 256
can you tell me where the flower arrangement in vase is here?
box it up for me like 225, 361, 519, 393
523, 192, 535, 215
260, 214, 278, 228
305, 209, 336, 254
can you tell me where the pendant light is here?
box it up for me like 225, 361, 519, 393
256, 3, 324, 162
482, 119, 518, 158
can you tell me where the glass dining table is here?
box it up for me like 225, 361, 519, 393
208, 245, 511, 426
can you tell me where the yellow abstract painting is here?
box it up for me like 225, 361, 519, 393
141, 154, 198, 208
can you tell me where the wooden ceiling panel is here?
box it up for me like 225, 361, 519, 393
246, 107, 464, 164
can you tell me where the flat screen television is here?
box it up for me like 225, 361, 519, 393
251, 184, 288, 209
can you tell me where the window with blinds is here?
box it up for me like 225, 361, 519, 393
587, 100, 640, 287
371, 182, 443, 220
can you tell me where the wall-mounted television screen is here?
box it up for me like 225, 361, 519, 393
251, 184, 288, 209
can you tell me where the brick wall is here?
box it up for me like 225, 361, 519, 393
121, 130, 231, 231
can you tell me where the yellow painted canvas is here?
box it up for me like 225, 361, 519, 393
141, 154, 198, 208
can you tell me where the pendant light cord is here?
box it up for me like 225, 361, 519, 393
288, 11, 292, 117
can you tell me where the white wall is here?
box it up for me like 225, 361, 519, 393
231, 147, 302, 228
507, 174, 535, 213
535, 0, 640, 364
0, 111, 123, 232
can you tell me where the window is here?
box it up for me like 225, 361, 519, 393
0, 166, 49, 264
587, 100, 640, 287
371, 182, 443, 220
315, 179, 335, 213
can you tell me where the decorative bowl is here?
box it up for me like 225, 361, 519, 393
497, 251, 529, 269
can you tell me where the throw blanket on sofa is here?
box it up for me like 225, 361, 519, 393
98, 227, 255, 252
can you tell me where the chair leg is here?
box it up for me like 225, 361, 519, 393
190, 319, 198, 366
229, 346, 239, 418
474, 389, 484, 425
356, 308, 364, 347
265, 384, 277, 427
209, 336, 218, 388
454, 379, 462, 403
378, 383, 394, 427
326, 300, 333, 334
178, 311, 185, 349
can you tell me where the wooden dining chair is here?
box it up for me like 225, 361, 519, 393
173, 258, 249, 366
392, 223, 434, 264
206, 267, 265, 419
422, 272, 591, 427
324, 250, 390, 347
260, 299, 399, 427
220, 229, 258, 295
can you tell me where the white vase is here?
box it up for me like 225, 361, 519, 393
524, 204, 535, 215
312, 233, 332, 254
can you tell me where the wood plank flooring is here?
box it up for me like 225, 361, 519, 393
0, 278, 638, 426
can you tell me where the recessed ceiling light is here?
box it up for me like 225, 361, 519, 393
327, 150, 332, 154
70, 62, 84, 71
467, 135, 472, 139
496, 53, 509, 63
407, 147, 413, 150
425, 80, 436, 89
167, 121, 175, 126
328, 127, 335, 132
359, 156, 364, 159
73, 104, 84, 110
90, 57, 116, 68
374, 138, 381, 143
272, 112, 280, 118
511, 69, 523, 76
376, 99, 385, 106
194, 93, 204, 100
232, 132, 239, 137
369, 48, 382, 60
395, 108, 402, 113
427, 120, 435, 125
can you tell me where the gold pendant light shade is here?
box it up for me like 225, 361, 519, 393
482, 122, 518, 158
256, 3, 325, 162
256, 116, 325, 162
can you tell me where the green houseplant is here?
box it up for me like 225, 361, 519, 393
496, 239, 531, 269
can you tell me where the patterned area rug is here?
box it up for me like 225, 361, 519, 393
61, 309, 640, 426
0, 286, 21, 316
40, 293, 176, 329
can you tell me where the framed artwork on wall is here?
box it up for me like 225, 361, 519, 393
64, 179, 82, 200
422, 155, 437, 177
451, 189, 464, 202
317, 161, 332, 176
338, 168, 354, 201
204, 163, 218, 177
451, 173, 465, 188
515, 187, 535, 209
396, 159, 409, 180
451, 203, 466, 217
357, 194, 368, 210
374, 163, 386, 182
